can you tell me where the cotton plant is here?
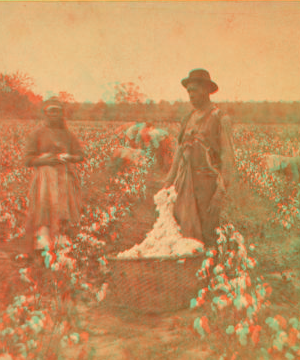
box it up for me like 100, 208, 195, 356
234, 125, 300, 230
38, 236, 108, 305
117, 186, 204, 259
0, 294, 55, 359
1, 248, 105, 359
191, 224, 276, 359
260, 316, 300, 359
191, 222, 300, 359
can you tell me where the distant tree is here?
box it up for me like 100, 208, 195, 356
58, 91, 75, 104
158, 99, 171, 109
170, 100, 188, 121
0, 71, 33, 94
56, 91, 76, 119
157, 100, 172, 121
89, 100, 107, 121
114, 82, 146, 104
109, 82, 147, 121
0, 71, 42, 119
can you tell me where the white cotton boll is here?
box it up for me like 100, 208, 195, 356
58, 235, 70, 247
117, 187, 204, 259
0, 354, 13, 360
51, 263, 60, 272
172, 238, 204, 257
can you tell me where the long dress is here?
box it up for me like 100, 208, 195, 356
165, 104, 235, 247
24, 125, 84, 251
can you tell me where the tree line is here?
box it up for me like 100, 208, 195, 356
1, 71, 299, 124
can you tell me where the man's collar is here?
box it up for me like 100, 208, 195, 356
192, 102, 215, 115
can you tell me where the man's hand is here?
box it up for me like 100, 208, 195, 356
207, 189, 224, 215
163, 180, 173, 189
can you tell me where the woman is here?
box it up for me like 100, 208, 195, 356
24, 97, 84, 256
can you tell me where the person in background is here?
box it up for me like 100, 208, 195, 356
24, 96, 84, 261
164, 69, 235, 247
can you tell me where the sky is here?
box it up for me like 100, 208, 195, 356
0, 1, 299, 103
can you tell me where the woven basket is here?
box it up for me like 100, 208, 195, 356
106, 253, 206, 314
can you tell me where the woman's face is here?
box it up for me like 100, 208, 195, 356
45, 107, 63, 125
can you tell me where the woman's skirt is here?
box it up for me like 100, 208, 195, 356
25, 164, 82, 250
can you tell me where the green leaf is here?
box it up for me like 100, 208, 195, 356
31, 316, 40, 324
88, 347, 97, 360
193, 317, 205, 338
44, 255, 50, 269
285, 353, 295, 360
259, 348, 270, 360
193, 317, 201, 331
226, 325, 235, 335
239, 334, 248, 346
247, 306, 255, 319
266, 317, 280, 331
190, 298, 197, 309
273, 338, 283, 351
289, 318, 299, 329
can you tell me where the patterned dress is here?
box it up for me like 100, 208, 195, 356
165, 103, 235, 246
24, 125, 84, 250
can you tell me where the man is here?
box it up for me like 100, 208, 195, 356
164, 69, 235, 247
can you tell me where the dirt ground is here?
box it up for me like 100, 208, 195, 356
60, 298, 211, 360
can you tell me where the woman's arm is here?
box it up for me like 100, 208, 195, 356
29, 154, 65, 167
59, 133, 85, 164
25, 130, 67, 167
24, 131, 48, 167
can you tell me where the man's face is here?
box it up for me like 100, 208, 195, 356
186, 81, 209, 109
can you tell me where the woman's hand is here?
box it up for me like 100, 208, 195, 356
31, 153, 64, 167
58, 153, 73, 163
58, 153, 84, 163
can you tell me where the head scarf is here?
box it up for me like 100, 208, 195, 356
43, 96, 63, 113
42, 96, 66, 129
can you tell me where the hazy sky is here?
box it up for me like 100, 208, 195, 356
0, 1, 299, 103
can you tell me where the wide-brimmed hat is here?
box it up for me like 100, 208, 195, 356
181, 69, 218, 94
43, 96, 63, 112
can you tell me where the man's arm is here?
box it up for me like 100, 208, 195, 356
219, 114, 235, 191
164, 145, 183, 188
207, 114, 235, 213
163, 113, 192, 188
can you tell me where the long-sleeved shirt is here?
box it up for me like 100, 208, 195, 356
25, 125, 84, 167
165, 103, 235, 195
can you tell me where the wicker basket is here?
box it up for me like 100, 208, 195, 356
106, 253, 206, 314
